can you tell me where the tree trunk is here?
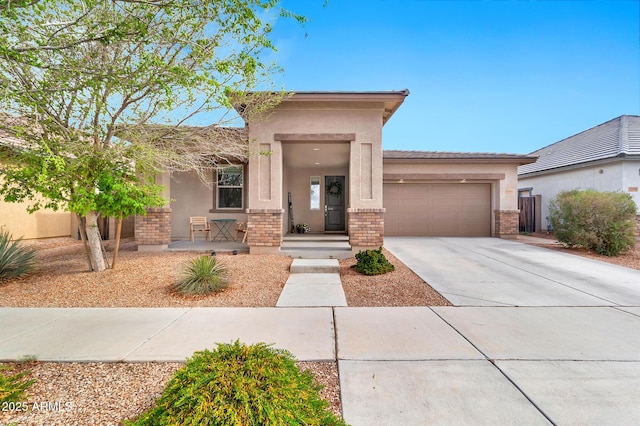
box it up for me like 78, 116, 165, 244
85, 211, 107, 272
112, 217, 123, 269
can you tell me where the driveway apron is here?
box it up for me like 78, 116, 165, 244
384, 237, 640, 306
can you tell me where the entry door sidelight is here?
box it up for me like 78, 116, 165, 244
325, 176, 345, 231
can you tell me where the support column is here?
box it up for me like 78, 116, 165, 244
348, 208, 385, 250
247, 209, 284, 254
135, 207, 172, 251
494, 209, 519, 239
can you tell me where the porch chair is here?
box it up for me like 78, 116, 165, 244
235, 221, 248, 243
189, 216, 211, 242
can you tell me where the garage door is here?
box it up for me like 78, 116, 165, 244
384, 183, 491, 236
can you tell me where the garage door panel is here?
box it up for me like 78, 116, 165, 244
384, 183, 490, 237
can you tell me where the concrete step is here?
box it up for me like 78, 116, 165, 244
290, 258, 340, 273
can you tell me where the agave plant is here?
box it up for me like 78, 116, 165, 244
174, 255, 229, 295
0, 230, 36, 280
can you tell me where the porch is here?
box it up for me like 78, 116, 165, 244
166, 233, 353, 259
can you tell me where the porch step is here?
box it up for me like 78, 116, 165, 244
281, 234, 352, 259
290, 259, 339, 274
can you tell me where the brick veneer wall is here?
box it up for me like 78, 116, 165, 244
135, 208, 172, 245
494, 209, 519, 238
246, 209, 283, 247
348, 208, 385, 247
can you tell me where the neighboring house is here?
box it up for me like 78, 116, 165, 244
0, 121, 73, 239
136, 91, 536, 253
518, 115, 640, 232
0, 120, 132, 240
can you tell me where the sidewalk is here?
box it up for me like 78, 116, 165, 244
3, 305, 640, 425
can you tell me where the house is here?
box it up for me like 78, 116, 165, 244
518, 115, 640, 232
0, 119, 133, 240
136, 91, 536, 253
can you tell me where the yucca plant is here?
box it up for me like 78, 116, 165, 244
0, 230, 37, 280
174, 255, 229, 295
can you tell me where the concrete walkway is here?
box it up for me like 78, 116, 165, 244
2, 238, 640, 424
276, 259, 347, 307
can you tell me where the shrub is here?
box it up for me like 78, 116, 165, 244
174, 255, 229, 295
127, 341, 347, 426
0, 230, 36, 280
0, 365, 35, 404
549, 189, 637, 256
352, 247, 394, 275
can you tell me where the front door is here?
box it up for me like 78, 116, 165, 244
325, 176, 345, 232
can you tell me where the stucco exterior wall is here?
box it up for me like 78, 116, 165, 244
518, 160, 636, 229
169, 171, 247, 240
0, 200, 71, 239
384, 162, 519, 204
248, 102, 385, 212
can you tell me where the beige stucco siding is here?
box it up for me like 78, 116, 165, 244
169, 171, 248, 240
248, 103, 385, 211
0, 200, 71, 239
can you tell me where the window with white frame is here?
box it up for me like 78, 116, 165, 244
216, 165, 243, 209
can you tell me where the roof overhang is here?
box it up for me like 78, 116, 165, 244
384, 150, 538, 165
236, 90, 410, 126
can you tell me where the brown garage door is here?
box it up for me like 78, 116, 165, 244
384, 183, 491, 236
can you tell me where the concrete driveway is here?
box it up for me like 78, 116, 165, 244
384, 237, 640, 306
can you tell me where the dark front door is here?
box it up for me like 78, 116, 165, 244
325, 176, 345, 232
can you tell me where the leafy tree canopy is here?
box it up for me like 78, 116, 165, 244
0, 0, 304, 271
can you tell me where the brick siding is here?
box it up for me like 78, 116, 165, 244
246, 209, 284, 247
494, 209, 519, 238
135, 208, 172, 245
348, 208, 385, 247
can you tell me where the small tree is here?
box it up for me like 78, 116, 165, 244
549, 189, 637, 256
0, 0, 304, 271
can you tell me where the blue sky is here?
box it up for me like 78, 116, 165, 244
265, 0, 640, 154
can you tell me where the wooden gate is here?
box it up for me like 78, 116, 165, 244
518, 197, 536, 233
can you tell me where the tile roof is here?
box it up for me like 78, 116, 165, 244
518, 115, 640, 176
384, 150, 536, 163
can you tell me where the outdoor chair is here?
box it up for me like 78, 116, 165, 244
189, 216, 211, 242
235, 221, 248, 243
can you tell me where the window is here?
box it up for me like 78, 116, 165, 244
310, 176, 320, 209
217, 165, 243, 209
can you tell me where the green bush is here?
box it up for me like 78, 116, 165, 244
549, 189, 637, 256
0, 230, 36, 280
352, 247, 394, 276
127, 341, 347, 426
174, 255, 229, 295
0, 365, 35, 404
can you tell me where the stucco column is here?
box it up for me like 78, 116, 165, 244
348, 137, 385, 250
246, 135, 284, 253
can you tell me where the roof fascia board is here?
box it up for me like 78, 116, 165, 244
518, 155, 640, 178
384, 157, 536, 166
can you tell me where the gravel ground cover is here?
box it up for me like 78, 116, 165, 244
5, 235, 637, 425
0, 237, 446, 425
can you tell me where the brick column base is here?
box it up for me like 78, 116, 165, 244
494, 209, 519, 239
348, 208, 385, 250
135, 207, 172, 251
247, 209, 284, 254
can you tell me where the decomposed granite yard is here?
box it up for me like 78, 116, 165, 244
0, 237, 449, 425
